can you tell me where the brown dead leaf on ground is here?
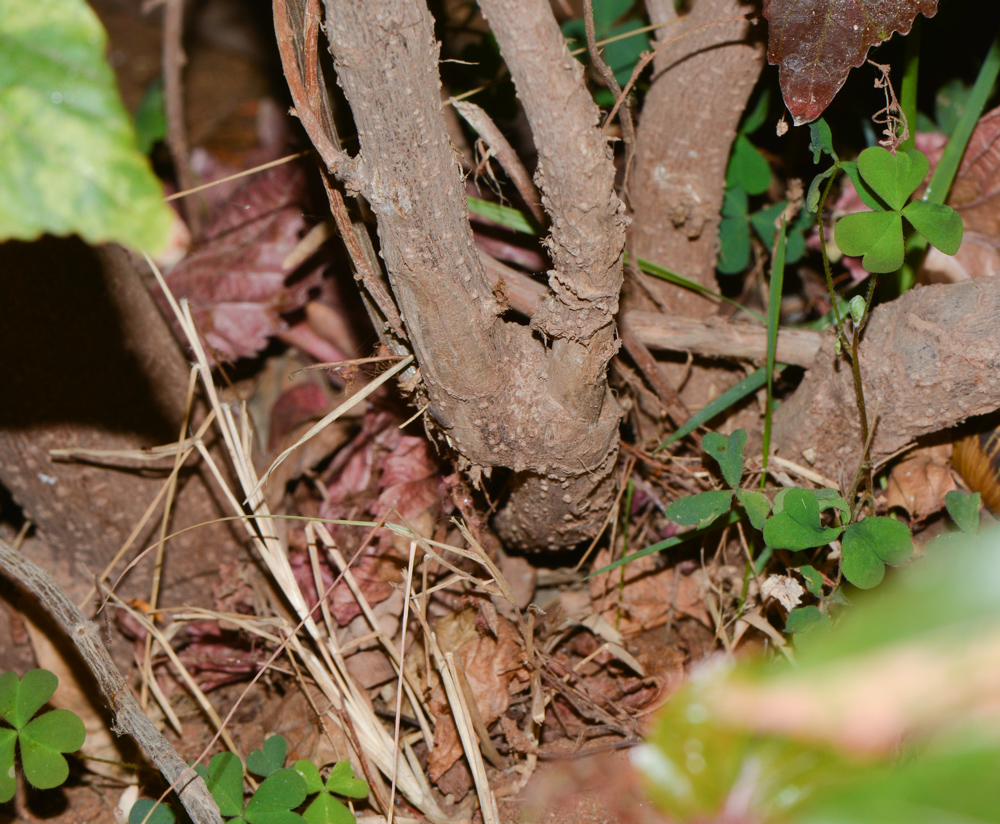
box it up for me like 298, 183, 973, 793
921, 106, 1000, 282
589, 548, 711, 633
420, 605, 529, 787
885, 443, 956, 520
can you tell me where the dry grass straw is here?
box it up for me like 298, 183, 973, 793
141, 254, 519, 823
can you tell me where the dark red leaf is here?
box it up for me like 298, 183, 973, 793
763, 0, 938, 125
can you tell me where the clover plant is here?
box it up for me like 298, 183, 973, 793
128, 735, 369, 824
0, 669, 86, 803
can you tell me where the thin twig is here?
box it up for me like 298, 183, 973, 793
0, 539, 223, 824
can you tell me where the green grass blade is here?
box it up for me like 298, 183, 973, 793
762, 218, 787, 483
585, 510, 741, 579
923, 32, 1000, 206
467, 196, 542, 234
657, 365, 785, 450
633, 254, 766, 323
899, 17, 920, 153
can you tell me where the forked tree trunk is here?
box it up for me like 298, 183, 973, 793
282, 0, 626, 550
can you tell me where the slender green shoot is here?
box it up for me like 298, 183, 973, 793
922, 32, 1000, 206
762, 218, 786, 485
657, 366, 785, 451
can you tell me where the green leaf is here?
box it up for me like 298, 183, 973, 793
324, 760, 369, 799
303, 793, 356, 824
785, 605, 825, 633
19, 709, 85, 790
657, 368, 780, 449
0, 0, 173, 251
857, 147, 929, 212
466, 196, 540, 235
198, 752, 245, 818
797, 564, 825, 597
665, 490, 733, 529
0, 727, 16, 803
835, 209, 905, 273
133, 77, 166, 154
586, 511, 742, 579
718, 186, 751, 275
727, 135, 771, 195
246, 735, 287, 778
840, 535, 885, 589
808, 118, 837, 163
736, 489, 771, 530
129, 799, 178, 824
702, 429, 747, 489
294, 759, 325, 795
901, 200, 964, 255
763, 489, 843, 551
945, 490, 981, 536
243, 769, 308, 824
815, 489, 851, 522
840, 161, 884, 212
841, 517, 913, 590
806, 167, 835, 214
0, 668, 58, 729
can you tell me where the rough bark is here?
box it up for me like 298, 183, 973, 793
298, 0, 625, 550
630, 0, 762, 317
772, 278, 1000, 488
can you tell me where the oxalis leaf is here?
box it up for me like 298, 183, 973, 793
0, 0, 173, 251
242, 769, 308, 824
702, 429, 747, 489
762, 0, 939, 125
665, 490, 733, 529
763, 489, 843, 550
945, 490, 981, 536
0, 670, 85, 800
841, 516, 913, 589
246, 734, 287, 778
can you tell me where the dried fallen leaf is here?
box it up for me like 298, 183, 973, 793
763, 0, 938, 125
760, 574, 806, 611
885, 443, 956, 520
922, 107, 1000, 282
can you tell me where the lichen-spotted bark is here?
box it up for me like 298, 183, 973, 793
318, 0, 625, 549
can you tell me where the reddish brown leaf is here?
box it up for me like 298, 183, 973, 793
763, 0, 938, 125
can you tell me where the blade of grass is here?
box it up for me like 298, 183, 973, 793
585, 510, 742, 579
467, 196, 542, 234
922, 31, 1000, 206
656, 365, 785, 450
761, 218, 786, 485
898, 16, 920, 154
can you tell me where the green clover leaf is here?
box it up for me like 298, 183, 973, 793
242, 769, 308, 824
195, 752, 245, 817
763, 489, 843, 551
246, 734, 287, 778
841, 516, 913, 589
0, 669, 86, 801
128, 799, 178, 824
858, 147, 928, 211
295, 759, 368, 824
322, 761, 369, 799
945, 490, 981, 536
835, 147, 963, 274
835, 209, 904, 273
665, 490, 734, 529
702, 429, 747, 489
